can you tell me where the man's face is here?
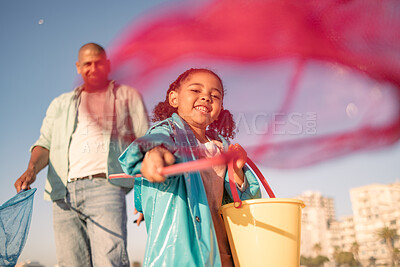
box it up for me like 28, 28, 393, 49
76, 49, 110, 90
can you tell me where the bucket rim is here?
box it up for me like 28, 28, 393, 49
219, 198, 305, 213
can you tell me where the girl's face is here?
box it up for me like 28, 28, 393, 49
169, 71, 223, 130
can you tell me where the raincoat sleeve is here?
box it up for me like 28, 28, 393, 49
223, 165, 261, 203
119, 122, 177, 213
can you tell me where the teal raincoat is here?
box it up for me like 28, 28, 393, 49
119, 114, 261, 266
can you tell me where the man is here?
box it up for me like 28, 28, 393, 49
14, 43, 149, 267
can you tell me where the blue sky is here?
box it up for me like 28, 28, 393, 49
1, 1, 399, 266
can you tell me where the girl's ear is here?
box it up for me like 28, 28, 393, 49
169, 91, 179, 108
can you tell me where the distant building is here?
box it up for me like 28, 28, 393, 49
327, 215, 357, 261
297, 182, 400, 267
327, 219, 341, 257
296, 191, 335, 258
350, 182, 400, 266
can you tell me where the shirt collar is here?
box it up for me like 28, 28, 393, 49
73, 80, 115, 99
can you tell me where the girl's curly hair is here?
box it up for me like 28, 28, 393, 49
152, 68, 236, 139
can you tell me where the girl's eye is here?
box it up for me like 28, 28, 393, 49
212, 95, 221, 99
191, 89, 200, 93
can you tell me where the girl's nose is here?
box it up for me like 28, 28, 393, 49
201, 95, 211, 102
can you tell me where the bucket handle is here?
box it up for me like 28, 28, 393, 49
228, 156, 276, 209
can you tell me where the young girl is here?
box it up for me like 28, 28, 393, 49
119, 68, 261, 266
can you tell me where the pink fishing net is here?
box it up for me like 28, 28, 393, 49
108, 0, 400, 168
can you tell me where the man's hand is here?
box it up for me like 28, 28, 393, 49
14, 146, 49, 192
14, 167, 37, 192
141, 146, 175, 183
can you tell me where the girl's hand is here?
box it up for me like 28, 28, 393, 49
141, 146, 175, 183
133, 208, 144, 226
228, 144, 247, 186
229, 144, 247, 172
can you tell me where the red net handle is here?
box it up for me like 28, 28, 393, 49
228, 156, 276, 209
109, 151, 277, 209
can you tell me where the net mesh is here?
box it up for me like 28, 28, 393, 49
0, 188, 36, 266
107, 0, 400, 168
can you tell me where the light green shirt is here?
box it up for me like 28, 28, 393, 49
32, 81, 149, 201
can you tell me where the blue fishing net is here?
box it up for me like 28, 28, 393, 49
0, 188, 36, 267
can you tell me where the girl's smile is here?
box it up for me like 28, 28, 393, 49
194, 105, 211, 113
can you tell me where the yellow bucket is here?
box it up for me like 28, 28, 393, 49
219, 198, 305, 267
